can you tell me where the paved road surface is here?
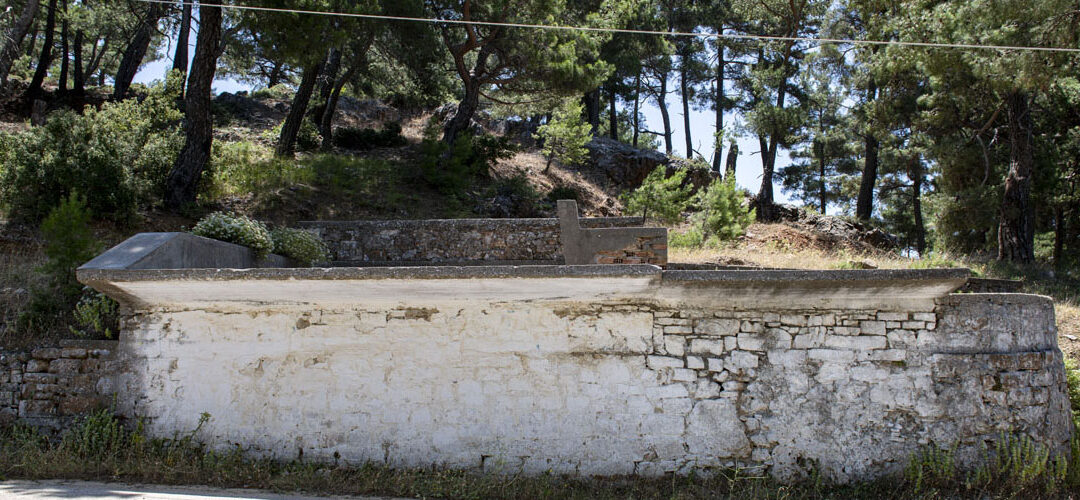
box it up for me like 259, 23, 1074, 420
0, 480, 408, 500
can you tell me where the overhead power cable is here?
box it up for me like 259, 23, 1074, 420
135, 0, 1080, 54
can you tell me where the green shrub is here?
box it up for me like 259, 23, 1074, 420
620, 166, 692, 224
191, 212, 273, 258
251, 83, 294, 100
1066, 358, 1080, 427
270, 228, 330, 267
420, 129, 517, 195
202, 140, 278, 199
669, 227, 705, 248
40, 193, 101, 290
70, 290, 119, 339
61, 408, 131, 460
547, 186, 580, 203
333, 122, 406, 150
690, 178, 755, 243
0, 78, 183, 222
485, 175, 542, 217
535, 100, 591, 170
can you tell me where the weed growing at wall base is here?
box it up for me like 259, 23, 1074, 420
3, 411, 1080, 499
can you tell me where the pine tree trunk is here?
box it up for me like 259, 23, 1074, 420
912, 155, 926, 256
680, 58, 692, 158
58, 0, 69, 95
311, 48, 341, 130
632, 70, 640, 148
0, 0, 41, 87
164, 3, 222, 211
84, 35, 107, 83
724, 142, 738, 180
72, 30, 84, 98
997, 90, 1036, 263
712, 36, 724, 172
275, 59, 323, 157
172, 0, 192, 96
608, 84, 617, 140
757, 134, 774, 220
267, 62, 284, 88
583, 89, 600, 135
321, 60, 360, 150
24, 0, 58, 103
818, 142, 826, 214
443, 45, 491, 145
658, 72, 672, 155
113, 3, 163, 100
856, 82, 879, 221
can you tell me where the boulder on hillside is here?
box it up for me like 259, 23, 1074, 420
773, 204, 900, 251
584, 137, 717, 192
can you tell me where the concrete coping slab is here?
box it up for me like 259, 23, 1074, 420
663, 268, 972, 283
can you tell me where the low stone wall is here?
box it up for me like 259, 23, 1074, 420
300, 217, 647, 264
73, 261, 1072, 483
0, 340, 121, 433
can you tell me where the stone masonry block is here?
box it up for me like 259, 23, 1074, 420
695, 318, 739, 336
824, 335, 887, 350
690, 339, 725, 356
31, 348, 61, 360
646, 355, 684, 369
860, 321, 887, 336
49, 359, 81, 375
877, 312, 908, 322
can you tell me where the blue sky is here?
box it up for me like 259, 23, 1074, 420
134, 29, 793, 205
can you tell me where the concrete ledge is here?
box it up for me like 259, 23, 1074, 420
663, 268, 971, 283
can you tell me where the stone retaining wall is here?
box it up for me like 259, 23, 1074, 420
0, 340, 121, 433
300, 217, 647, 264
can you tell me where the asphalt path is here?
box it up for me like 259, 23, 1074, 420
0, 480, 409, 500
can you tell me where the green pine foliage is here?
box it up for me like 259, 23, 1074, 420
39, 194, 101, 291
332, 123, 407, 151
691, 178, 755, 244
535, 100, 592, 170
620, 166, 692, 224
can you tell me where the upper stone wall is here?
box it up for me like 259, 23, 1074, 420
299, 217, 647, 264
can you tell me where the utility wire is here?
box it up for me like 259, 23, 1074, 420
135, 0, 1080, 54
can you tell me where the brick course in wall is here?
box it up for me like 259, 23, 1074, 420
0, 339, 121, 433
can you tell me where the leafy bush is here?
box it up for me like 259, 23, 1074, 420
669, 227, 705, 248
202, 140, 277, 199
690, 178, 754, 243
191, 212, 273, 259
535, 100, 591, 170
482, 175, 542, 218
333, 122, 406, 150
420, 127, 517, 195
0, 78, 183, 222
70, 290, 119, 339
547, 186, 580, 203
270, 228, 330, 267
251, 83, 294, 100
61, 408, 131, 460
620, 166, 692, 224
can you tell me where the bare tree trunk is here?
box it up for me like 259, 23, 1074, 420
311, 48, 340, 129
658, 72, 672, 155
84, 35, 108, 82
680, 57, 692, 158
320, 63, 358, 151
172, 0, 192, 97
443, 44, 492, 145
275, 59, 322, 157
997, 90, 1036, 263
58, 0, 69, 95
72, 30, 84, 97
724, 142, 737, 180
856, 82, 879, 221
818, 141, 826, 214
113, 3, 163, 100
164, 3, 222, 210
712, 36, 724, 171
583, 88, 600, 135
608, 83, 617, 140
632, 70, 640, 148
756, 70, 788, 222
0, 0, 41, 87
23, 0, 57, 103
